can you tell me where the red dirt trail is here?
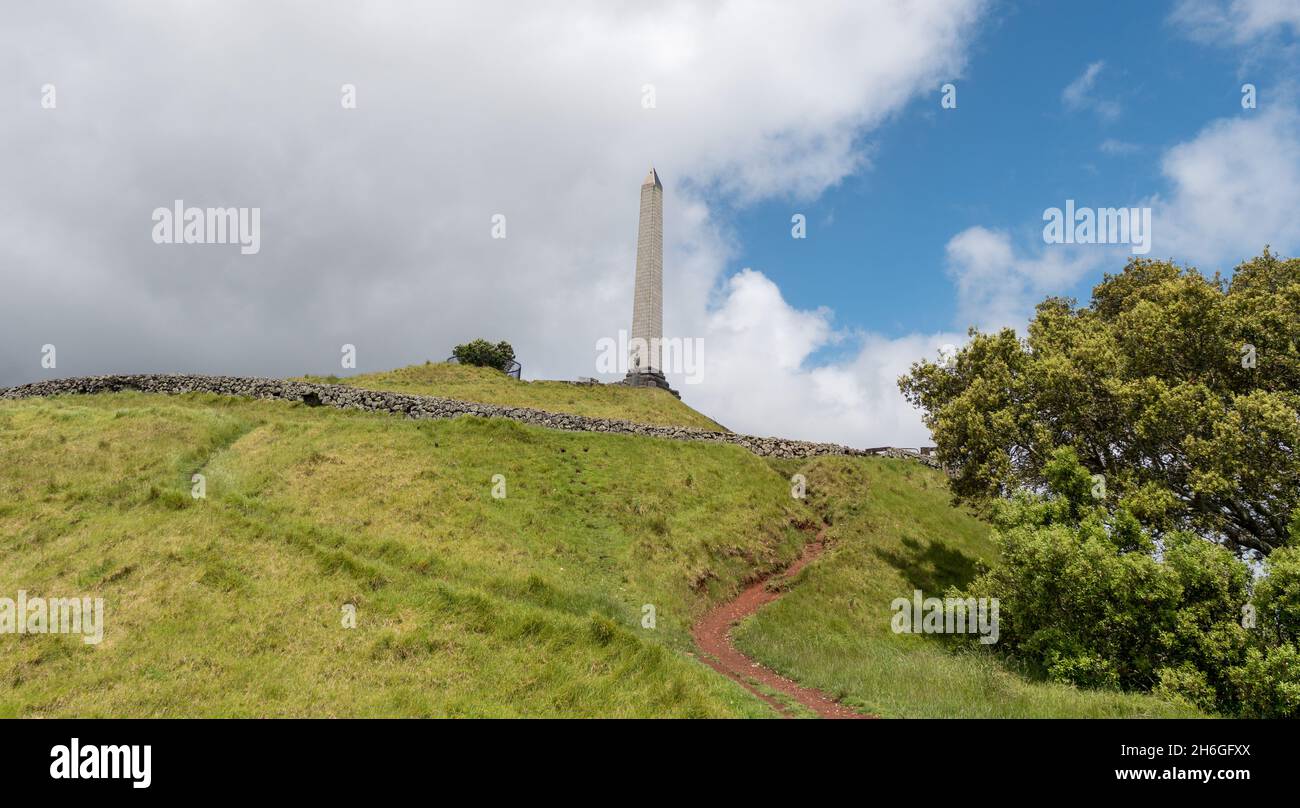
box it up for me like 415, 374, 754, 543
692, 530, 873, 719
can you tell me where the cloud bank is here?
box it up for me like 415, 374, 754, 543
1, 0, 986, 447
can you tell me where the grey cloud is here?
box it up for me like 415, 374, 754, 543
2, 1, 983, 445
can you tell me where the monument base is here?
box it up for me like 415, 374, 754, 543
620, 370, 680, 399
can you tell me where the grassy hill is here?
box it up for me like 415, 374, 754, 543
297, 363, 727, 432
0, 376, 1196, 717
737, 458, 1200, 717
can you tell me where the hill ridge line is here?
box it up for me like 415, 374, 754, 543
1, 373, 938, 465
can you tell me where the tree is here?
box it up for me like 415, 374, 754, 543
900, 251, 1300, 556
1231, 545, 1300, 718
962, 447, 1250, 710
451, 339, 516, 372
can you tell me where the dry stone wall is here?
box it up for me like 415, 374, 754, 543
1, 374, 940, 467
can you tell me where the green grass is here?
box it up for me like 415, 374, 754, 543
296, 362, 727, 432
734, 456, 1203, 717
0, 393, 791, 717
0, 383, 1197, 717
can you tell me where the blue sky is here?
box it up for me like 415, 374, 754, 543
4, 1, 1298, 448
726, 0, 1298, 343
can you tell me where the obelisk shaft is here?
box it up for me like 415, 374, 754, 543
630, 167, 663, 373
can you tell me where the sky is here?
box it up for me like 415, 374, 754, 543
3, 0, 1299, 447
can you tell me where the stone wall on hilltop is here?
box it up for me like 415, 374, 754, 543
0, 374, 940, 467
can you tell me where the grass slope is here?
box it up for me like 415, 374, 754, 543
297, 363, 727, 432
0, 392, 792, 717
736, 457, 1201, 717
0, 381, 1194, 717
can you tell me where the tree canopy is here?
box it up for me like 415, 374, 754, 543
900, 250, 1300, 556
451, 339, 517, 373
962, 446, 1300, 716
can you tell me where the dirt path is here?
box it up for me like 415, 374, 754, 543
692, 531, 872, 719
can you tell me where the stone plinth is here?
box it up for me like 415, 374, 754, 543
621, 369, 679, 398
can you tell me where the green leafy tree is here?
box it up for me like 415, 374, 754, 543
451, 339, 516, 372
963, 447, 1250, 710
1252, 545, 1300, 646
900, 251, 1300, 556
1229, 645, 1300, 718
1230, 546, 1300, 717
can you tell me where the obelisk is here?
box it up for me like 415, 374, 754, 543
629, 167, 664, 379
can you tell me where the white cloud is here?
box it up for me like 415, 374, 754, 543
1148, 106, 1300, 268
0, 0, 989, 449
1099, 138, 1140, 155
939, 105, 1300, 345
1062, 61, 1121, 121
673, 270, 958, 448
1171, 0, 1300, 44
1063, 62, 1104, 108
944, 226, 1114, 331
